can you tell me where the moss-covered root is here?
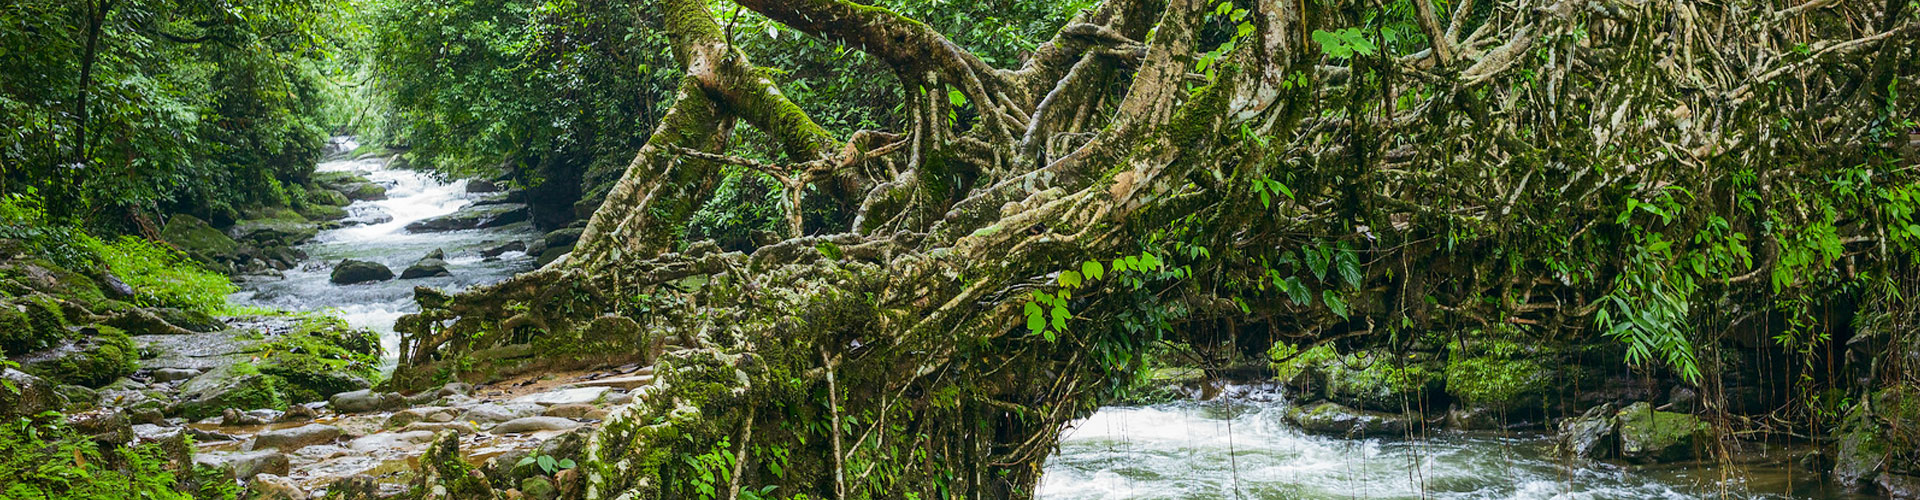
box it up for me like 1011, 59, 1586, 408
416, 430, 499, 500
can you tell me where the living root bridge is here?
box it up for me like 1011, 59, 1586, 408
394, 0, 1920, 498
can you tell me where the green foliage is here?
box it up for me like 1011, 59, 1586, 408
1023, 252, 1165, 341
84, 236, 234, 314
0, 0, 344, 225
0, 416, 193, 500
515, 453, 577, 475
1311, 27, 1379, 59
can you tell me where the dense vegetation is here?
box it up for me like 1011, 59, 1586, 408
0, 0, 1917, 498
0, 0, 350, 228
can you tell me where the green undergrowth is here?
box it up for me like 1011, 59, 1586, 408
0, 414, 235, 500
2, 192, 233, 315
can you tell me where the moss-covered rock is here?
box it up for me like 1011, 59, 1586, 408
174, 363, 289, 420
1284, 401, 1414, 437
1444, 340, 1556, 412
16, 325, 137, 388
253, 317, 381, 403
229, 218, 318, 247
0, 367, 66, 418
0, 293, 70, 353
1833, 385, 1920, 489
162, 214, 240, 262
1614, 401, 1709, 463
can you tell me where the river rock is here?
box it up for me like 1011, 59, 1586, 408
1284, 401, 1411, 437
459, 402, 542, 423
308, 189, 352, 207
480, 241, 526, 258
150, 367, 203, 383
492, 416, 581, 434
386, 406, 457, 428
162, 214, 240, 262
1555, 403, 1617, 460
542, 404, 598, 419
252, 423, 343, 451
513, 386, 611, 406
244, 473, 305, 500
400, 249, 452, 279
175, 365, 285, 420
521, 477, 558, 500
195, 449, 292, 481
404, 203, 528, 233
467, 179, 503, 193
348, 430, 438, 452
67, 408, 132, 444
330, 259, 394, 284
1614, 401, 1708, 462
330, 389, 406, 413
1879, 473, 1920, 499
17, 327, 137, 388
223, 407, 271, 426
229, 219, 319, 247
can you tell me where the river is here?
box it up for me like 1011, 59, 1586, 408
1040, 397, 1862, 500
222, 139, 1852, 500
228, 138, 543, 359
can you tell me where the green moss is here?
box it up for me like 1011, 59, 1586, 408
21, 325, 136, 388
1614, 401, 1708, 462
1, 292, 73, 354
1444, 339, 1554, 409
254, 316, 382, 402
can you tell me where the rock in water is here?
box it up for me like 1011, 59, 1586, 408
401, 249, 452, 279
331, 259, 394, 284
1283, 401, 1411, 437
1614, 401, 1708, 462
480, 241, 526, 258
403, 203, 528, 233
1554, 403, 1617, 460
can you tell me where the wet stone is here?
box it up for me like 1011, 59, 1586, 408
195, 450, 292, 481
243, 473, 305, 500
331, 389, 406, 413
252, 423, 343, 452
512, 387, 610, 406
491, 416, 581, 434
150, 367, 202, 382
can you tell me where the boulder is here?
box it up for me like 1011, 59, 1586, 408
66, 408, 132, 444
1879, 473, 1920, 499
404, 203, 529, 233
161, 214, 239, 261
459, 402, 542, 424
0, 294, 71, 354
400, 249, 452, 279
542, 404, 598, 419
1554, 403, 1617, 460
467, 179, 503, 193
330, 389, 406, 413
492, 416, 582, 434
307, 189, 352, 207
481, 241, 526, 258
17, 325, 137, 387
1283, 401, 1411, 437
194, 450, 291, 482
174, 365, 287, 420
151, 367, 203, 383
1614, 401, 1709, 462
228, 219, 318, 247
386, 406, 457, 428
152, 307, 227, 332
223, 408, 271, 426
348, 430, 438, 452
243, 473, 306, 500
313, 172, 388, 201
330, 259, 393, 285
251, 423, 343, 452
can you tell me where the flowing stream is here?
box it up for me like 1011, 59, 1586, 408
229, 138, 542, 360
216, 140, 1857, 499
1040, 397, 1861, 500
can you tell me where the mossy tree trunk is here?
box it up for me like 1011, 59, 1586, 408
396, 0, 1920, 498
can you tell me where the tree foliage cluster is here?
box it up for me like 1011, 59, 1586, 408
365, 0, 1088, 231
0, 0, 352, 229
